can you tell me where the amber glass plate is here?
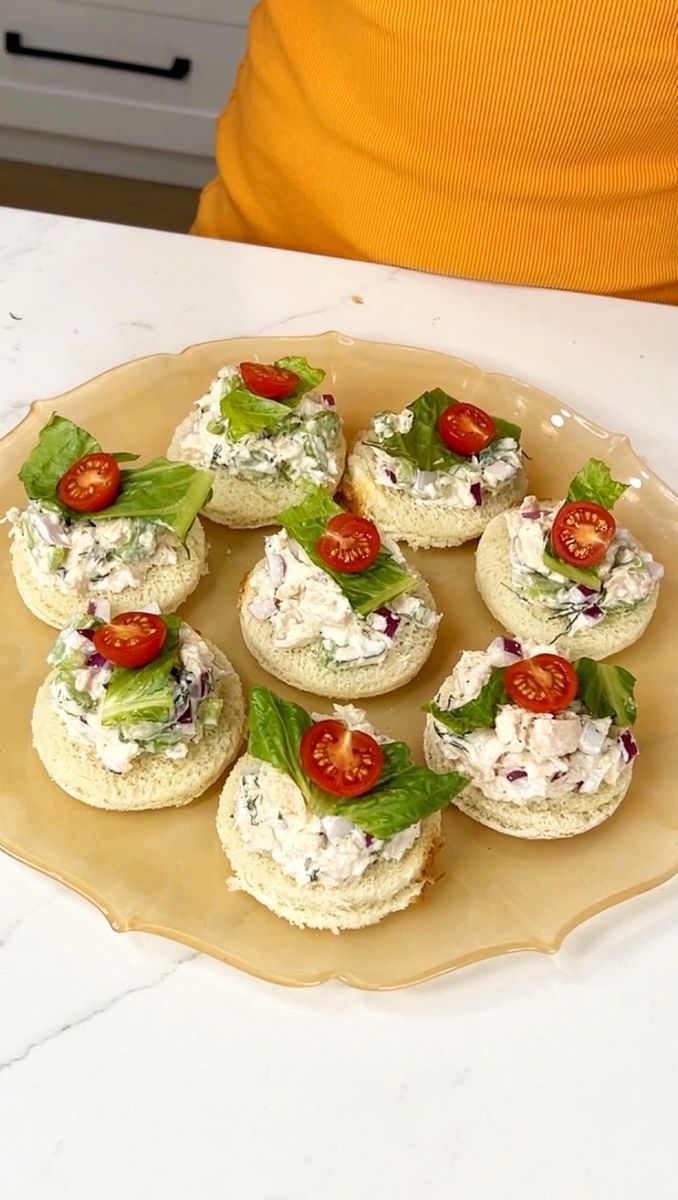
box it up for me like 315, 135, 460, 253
1, 333, 676, 989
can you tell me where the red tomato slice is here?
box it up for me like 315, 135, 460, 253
93, 612, 167, 669
551, 500, 616, 568
438, 403, 496, 456
240, 361, 299, 400
57, 452, 120, 513
316, 513, 381, 574
300, 720, 384, 798
504, 654, 579, 714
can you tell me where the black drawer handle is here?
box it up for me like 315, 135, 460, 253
4, 30, 191, 79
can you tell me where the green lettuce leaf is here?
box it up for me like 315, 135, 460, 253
276, 488, 415, 615
566, 459, 628, 509
573, 658, 637, 725
91, 458, 213, 541
336, 767, 467, 839
248, 686, 313, 798
219, 357, 326, 437
423, 668, 508, 735
220, 388, 292, 439
18, 416, 211, 540
100, 615, 182, 727
246, 686, 467, 838
18, 415, 99, 502
275, 355, 326, 399
368, 388, 522, 471
492, 415, 522, 443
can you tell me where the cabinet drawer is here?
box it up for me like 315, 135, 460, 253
0, 0, 247, 156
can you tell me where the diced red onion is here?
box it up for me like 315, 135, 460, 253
321, 393, 336, 407
470, 482, 483, 506
88, 652, 108, 669
506, 769, 528, 782
618, 730, 638, 763
573, 583, 598, 599
484, 460, 515, 484
178, 708, 194, 725
80, 628, 96, 641
375, 606, 401, 638
582, 604, 604, 623
521, 510, 542, 520
502, 637, 522, 658
551, 769, 567, 781
364, 833, 375, 847
383, 468, 397, 484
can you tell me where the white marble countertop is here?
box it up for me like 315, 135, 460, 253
1, 206, 677, 1200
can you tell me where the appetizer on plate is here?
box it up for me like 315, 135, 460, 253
424, 635, 639, 839
239, 488, 440, 698
476, 458, 663, 657
217, 686, 467, 932
6, 415, 213, 628
167, 356, 346, 527
343, 387, 527, 548
33, 604, 245, 810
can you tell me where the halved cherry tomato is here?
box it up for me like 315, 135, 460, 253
57, 452, 120, 513
240, 361, 299, 400
504, 654, 579, 714
93, 611, 167, 669
438, 403, 496, 456
316, 513, 381, 574
300, 720, 384, 798
551, 500, 615, 568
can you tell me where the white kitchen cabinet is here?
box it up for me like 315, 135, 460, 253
0, 0, 254, 186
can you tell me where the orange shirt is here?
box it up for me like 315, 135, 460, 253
193, 0, 678, 303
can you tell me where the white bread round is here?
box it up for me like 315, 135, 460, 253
168, 415, 346, 528
11, 518, 208, 630
217, 755, 443, 932
423, 717, 633, 839
342, 435, 527, 548
32, 642, 245, 811
238, 566, 438, 699
475, 511, 659, 658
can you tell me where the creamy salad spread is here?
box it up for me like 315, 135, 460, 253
176, 365, 341, 485
506, 497, 663, 632
7, 501, 181, 593
368, 409, 522, 506
232, 705, 420, 886
48, 604, 223, 773
247, 529, 439, 668
429, 637, 636, 804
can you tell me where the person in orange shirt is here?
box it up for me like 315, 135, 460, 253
193, 1, 678, 304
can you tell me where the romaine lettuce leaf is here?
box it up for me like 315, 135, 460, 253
566, 459, 628, 509
219, 356, 326, 438
423, 668, 508, 735
19, 415, 99, 502
336, 767, 467, 839
220, 388, 292, 439
92, 458, 213, 541
368, 388, 522, 471
573, 658, 637, 725
276, 488, 415, 615
246, 686, 467, 838
18, 415, 211, 540
274, 355, 325, 398
100, 615, 182, 727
